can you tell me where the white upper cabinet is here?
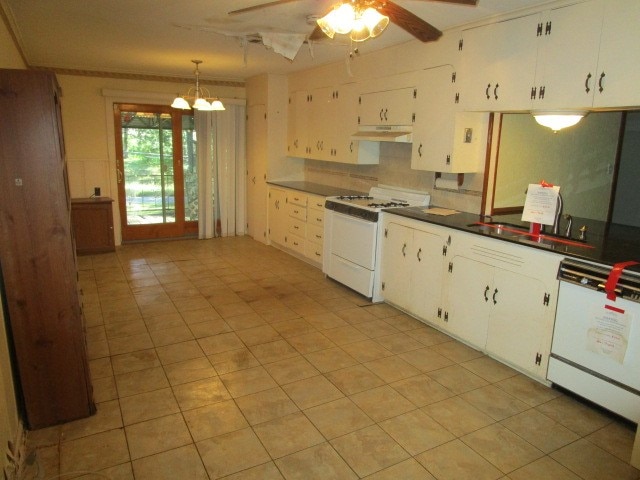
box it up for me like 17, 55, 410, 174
458, 12, 542, 111
358, 87, 416, 126
287, 90, 310, 157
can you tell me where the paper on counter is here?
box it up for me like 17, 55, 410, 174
422, 208, 459, 216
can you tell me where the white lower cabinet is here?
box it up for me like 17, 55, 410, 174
381, 213, 561, 381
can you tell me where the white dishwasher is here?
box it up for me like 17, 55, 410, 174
548, 258, 640, 422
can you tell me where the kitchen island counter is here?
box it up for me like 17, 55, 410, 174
386, 206, 640, 271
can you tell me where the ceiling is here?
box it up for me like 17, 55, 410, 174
2, 0, 552, 84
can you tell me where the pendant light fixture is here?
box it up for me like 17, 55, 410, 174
317, 1, 389, 42
532, 111, 587, 132
171, 60, 225, 111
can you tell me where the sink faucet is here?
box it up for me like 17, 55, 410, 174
564, 214, 572, 238
552, 193, 563, 235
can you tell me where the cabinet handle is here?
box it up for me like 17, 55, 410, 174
379, 108, 384, 121
252, 176, 256, 184
530, 86, 537, 100
418, 143, 423, 157
493, 288, 499, 305
484, 285, 490, 302
383, 108, 388, 121
402, 243, 407, 257
585, 72, 592, 93
485, 84, 491, 100
417, 248, 422, 262
493, 83, 499, 100
350, 141, 354, 153
598, 72, 605, 93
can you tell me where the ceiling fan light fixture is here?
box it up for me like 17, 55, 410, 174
361, 7, 389, 38
170, 60, 225, 112
332, 3, 356, 35
350, 17, 371, 42
317, 15, 336, 38
532, 111, 588, 132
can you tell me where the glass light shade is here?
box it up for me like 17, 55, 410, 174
533, 112, 587, 132
317, 15, 336, 38
193, 97, 214, 110
361, 8, 388, 38
331, 3, 356, 35
210, 99, 225, 111
350, 17, 371, 42
171, 96, 191, 109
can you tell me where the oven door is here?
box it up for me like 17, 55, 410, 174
324, 210, 378, 298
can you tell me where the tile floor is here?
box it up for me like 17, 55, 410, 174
23, 236, 640, 480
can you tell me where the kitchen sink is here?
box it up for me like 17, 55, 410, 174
469, 221, 594, 249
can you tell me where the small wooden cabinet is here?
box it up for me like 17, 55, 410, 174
71, 197, 115, 255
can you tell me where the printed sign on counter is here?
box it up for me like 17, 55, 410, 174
587, 304, 632, 364
521, 183, 560, 225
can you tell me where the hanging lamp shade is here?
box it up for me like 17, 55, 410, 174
533, 111, 587, 132
170, 60, 225, 111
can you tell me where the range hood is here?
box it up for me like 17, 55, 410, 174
351, 125, 413, 143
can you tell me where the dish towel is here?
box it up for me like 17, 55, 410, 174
260, 32, 306, 60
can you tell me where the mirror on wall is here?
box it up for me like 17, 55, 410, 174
492, 111, 640, 227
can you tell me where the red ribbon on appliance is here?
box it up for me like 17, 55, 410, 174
539, 180, 554, 188
604, 261, 639, 301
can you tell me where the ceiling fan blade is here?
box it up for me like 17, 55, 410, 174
425, 0, 478, 4
229, 0, 301, 16
379, 1, 443, 42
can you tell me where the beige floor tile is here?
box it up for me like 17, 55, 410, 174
215, 302, 255, 318
364, 458, 436, 480
390, 374, 455, 407
382, 313, 426, 331
283, 374, 345, 410
364, 355, 422, 383
406, 327, 455, 347
326, 364, 386, 395
163, 356, 217, 386
60, 400, 123, 442
155, 339, 205, 365
587, 421, 639, 463
219, 365, 278, 397
304, 397, 374, 439
287, 331, 336, 354
416, 439, 503, 480
235, 387, 299, 425
139, 302, 178, 319
119, 388, 180, 426
59, 428, 130, 474
180, 306, 222, 325
92, 376, 119, 402
289, 301, 330, 317
461, 385, 530, 421
374, 332, 426, 354
183, 399, 248, 442
115, 366, 169, 397
224, 312, 268, 331
259, 306, 302, 324
149, 325, 195, 347
430, 341, 485, 363
104, 319, 148, 339
550, 438, 640, 480
172, 376, 231, 411
500, 409, 580, 453
111, 349, 161, 375
330, 424, 410, 477
263, 355, 320, 385
380, 409, 455, 455
221, 461, 284, 479
536, 395, 613, 436
275, 443, 358, 480
507, 456, 581, 480
143, 312, 186, 332
426, 364, 489, 395
235, 324, 282, 346
248, 339, 299, 364
350, 385, 416, 423
253, 411, 325, 458
304, 346, 359, 373
341, 339, 393, 363
108, 332, 154, 355
461, 356, 519, 383
494, 374, 561, 407
89, 357, 113, 379
188, 318, 231, 338
270, 318, 315, 338
321, 325, 370, 345
125, 413, 192, 460
398, 347, 455, 372
364, 304, 401, 319
355, 319, 400, 338
132, 444, 208, 480
421, 396, 495, 437
197, 427, 270, 479
462, 423, 544, 473
334, 306, 379, 325
303, 312, 349, 330
208, 348, 260, 374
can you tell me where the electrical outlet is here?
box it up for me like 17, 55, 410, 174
94, 187, 101, 197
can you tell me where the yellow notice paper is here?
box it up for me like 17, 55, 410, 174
422, 208, 459, 216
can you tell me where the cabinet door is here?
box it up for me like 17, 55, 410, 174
411, 229, 446, 323
381, 222, 413, 309
359, 87, 415, 126
268, 187, 287, 246
486, 268, 550, 377
308, 86, 334, 160
446, 256, 491, 347
532, 1, 603, 109
593, 0, 640, 107
247, 104, 268, 242
459, 13, 541, 111
411, 66, 458, 172
287, 90, 310, 157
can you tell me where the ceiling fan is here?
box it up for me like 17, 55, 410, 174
229, 0, 478, 43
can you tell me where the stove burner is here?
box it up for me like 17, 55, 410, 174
337, 195, 373, 200
368, 201, 410, 208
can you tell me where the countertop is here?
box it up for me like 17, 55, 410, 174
386, 206, 640, 273
267, 181, 365, 198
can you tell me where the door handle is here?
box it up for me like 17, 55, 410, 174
402, 243, 407, 257
585, 72, 592, 93
417, 248, 422, 262
117, 168, 123, 184
485, 84, 491, 99
484, 285, 490, 302
493, 288, 499, 305
598, 72, 605, 93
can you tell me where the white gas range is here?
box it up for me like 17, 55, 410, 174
323, 186, 431, 301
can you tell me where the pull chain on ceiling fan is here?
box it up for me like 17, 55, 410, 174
229, 0, 478, 43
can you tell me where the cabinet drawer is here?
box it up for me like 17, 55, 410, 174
305, 242, 323, 263
288, 192, 308, 207
308, 210, 324, 228
289, 217, 306, 236
307, 224, 324, 244
288, 234, 306, 255
287, 202, 307, 221
308, 194, 326, 211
